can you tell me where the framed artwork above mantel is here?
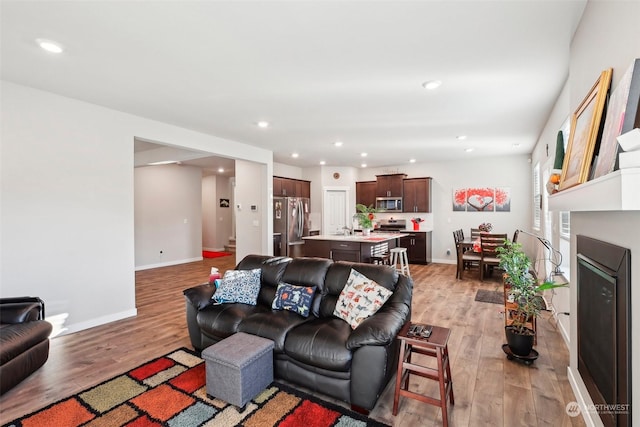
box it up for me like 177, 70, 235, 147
559, 68, 612, 191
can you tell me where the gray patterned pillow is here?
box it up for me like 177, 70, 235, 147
212, 269, 261, 305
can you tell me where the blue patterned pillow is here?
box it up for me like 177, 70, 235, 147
271, 283, 317, 317
212, 269, 261, 305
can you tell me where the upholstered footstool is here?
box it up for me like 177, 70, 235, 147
201, 332, 274, 407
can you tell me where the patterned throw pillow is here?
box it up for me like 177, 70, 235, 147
271, 283, 317, 317
333, 269, 393, 329
212, 269, 261, 305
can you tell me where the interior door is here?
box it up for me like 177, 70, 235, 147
323, 189, 348, 235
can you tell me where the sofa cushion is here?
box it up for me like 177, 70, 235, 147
320, 262, 399, 318
271, 283, 316, 317
333, 269, 393, 329
196, 303, 267, 342
280, 257, 333, 317
213, 269, 261, 305
236, 255, 292, 307
238, 310, 312, 353
284, 318, 352, 372
0, 321, 52, 366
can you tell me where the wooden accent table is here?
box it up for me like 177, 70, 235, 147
393, 322, 454, 426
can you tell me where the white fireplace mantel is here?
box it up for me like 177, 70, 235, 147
548, 168, 640, 212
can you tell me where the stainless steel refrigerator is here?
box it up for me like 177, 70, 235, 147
273, 197, 310, 258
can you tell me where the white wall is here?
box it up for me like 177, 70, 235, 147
235, 160, 271, 260
531, 1, 640, 425
202, 174, 218, 251
531, 80, 572, 344
278, 157, 532, 262
357, 155, 532, 264
216, 175, 233, 249
0, 81, 272, 334
134, 164, 203, 269
569, 3, 640, 426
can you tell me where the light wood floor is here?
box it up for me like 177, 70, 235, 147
0, 257, 585, 426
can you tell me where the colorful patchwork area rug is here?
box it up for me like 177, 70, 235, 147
5, 348, 389, 427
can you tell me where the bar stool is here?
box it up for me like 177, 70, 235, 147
390, 247, 410, 277
370, 253, 391, 265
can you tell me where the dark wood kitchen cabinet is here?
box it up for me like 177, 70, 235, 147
356, 181, 377, 208
273, 176, 310, 197
273, 233, 282, 256
403, 177, 432, 213
375, 174, 406, 197
400, 231, 432, 264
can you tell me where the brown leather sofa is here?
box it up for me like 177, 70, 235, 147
184, 255, 413, 413
0, 297, 52, 395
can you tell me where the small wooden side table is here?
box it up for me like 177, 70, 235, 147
393, 322, 454, 426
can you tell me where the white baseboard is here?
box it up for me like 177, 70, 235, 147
135, 257, 202, 271
202, 247, 226, 252
568, 367, 601, 427
53, 308, 138, 338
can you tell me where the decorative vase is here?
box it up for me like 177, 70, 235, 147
505, 325, 535, 356
362, 228, 371, 236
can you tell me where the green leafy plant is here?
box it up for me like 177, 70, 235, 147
497, 240, 566, 335
355, 204, 377, 229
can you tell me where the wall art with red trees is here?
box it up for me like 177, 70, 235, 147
452, 187, 511, 212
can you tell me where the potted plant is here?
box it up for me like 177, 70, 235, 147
355, 204, 377, 235
497, 240, 566, 356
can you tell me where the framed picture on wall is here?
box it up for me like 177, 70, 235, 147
559, 68, 612, 191
592, 59, 640, 179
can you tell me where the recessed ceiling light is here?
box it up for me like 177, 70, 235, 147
361, 163, 367, 168
147, 160, 179, 166
334, 141, 343, 147
465, 148, 474, 153
257, 121, 269, 128
36, 38, 63, 53
422, 80, 442, 90
409, 158, 416, 163
361, 152, 367, 157
456, 135, 467, 141
319, 160, 326, 165
291, 153, 299, 158
218, 167, 225, 173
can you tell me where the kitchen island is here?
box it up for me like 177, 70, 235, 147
302, 233, 408, 263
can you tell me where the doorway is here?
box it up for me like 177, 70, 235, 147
323, 187, 350, 235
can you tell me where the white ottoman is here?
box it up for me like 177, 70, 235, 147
201, 332, 274, 407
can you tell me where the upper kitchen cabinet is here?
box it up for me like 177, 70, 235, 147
375, 174, 406, 197
274, 176, 310, 197
355, 181, 377, 208
403, 177, 432, 213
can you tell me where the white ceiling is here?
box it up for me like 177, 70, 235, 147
1, 1, 586, 170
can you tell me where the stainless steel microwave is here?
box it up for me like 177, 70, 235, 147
375, 197, 403, 212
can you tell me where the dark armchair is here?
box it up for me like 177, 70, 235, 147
0, 297, 52, 395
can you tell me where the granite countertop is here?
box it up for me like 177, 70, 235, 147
303, 232, 408, 243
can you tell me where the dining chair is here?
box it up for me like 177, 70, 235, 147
454, 229, 480, 280
453, 231, 463, 279
470, 228, 481, 239
480, 233, 508, 281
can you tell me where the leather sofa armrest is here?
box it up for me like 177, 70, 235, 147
183, 283, 216, 310
346, 302, 409, 349
346, 275, 412, 350
0, 297, 45, 323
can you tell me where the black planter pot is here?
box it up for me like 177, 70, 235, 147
505, 325, 535, 356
